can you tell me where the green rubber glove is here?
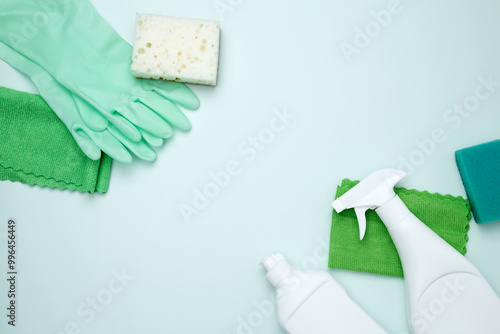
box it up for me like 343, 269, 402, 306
0, 0, 199, 142
0, 41, 159, 164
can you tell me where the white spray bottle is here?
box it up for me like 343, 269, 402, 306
332, 168, 500, 334
261, 253, 387, 334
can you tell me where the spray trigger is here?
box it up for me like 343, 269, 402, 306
354, 206, 370, 240
331, 169, 406, 240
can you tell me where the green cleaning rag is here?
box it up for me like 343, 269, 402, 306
328, 179, 471, 278
0, 87, 112, 193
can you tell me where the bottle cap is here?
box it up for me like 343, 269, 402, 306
261, 253, 293, 287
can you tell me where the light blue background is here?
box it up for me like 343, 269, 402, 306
1, 0, 500, 333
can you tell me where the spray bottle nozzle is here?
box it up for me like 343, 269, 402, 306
331, 168, 406, 240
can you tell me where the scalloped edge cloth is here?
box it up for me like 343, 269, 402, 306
328, 179, 471, 277
0, 87, 112, 193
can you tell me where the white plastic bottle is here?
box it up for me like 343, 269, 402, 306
261, 253, 387, 334
332, 168, 500, 334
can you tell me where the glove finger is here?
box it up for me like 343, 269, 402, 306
72, 95, 108, 131
71, 128, 102, 160
107, 111, 142, 142
139, 92, 191, 131
108, 124, 156, 162
149, 83, 200, 110
139, 128, 166, 148
116, 102, 172, 139
79, 127, 133, 164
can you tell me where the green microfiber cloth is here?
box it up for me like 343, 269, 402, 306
456, 140, 500, 224
328, 179, 471, 278
0, 87, 112, 193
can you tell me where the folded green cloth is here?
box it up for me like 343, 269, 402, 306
328, 179, 471, 278
0, 87, 112, 193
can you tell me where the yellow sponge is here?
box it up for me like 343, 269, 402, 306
131, 14, 220, 86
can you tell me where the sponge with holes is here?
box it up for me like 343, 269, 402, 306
131, 14, 220, 86
455, 140, 500, 224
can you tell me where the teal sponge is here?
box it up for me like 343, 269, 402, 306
455, 140, 500, 224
